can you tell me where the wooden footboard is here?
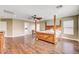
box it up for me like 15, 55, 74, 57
35, 32, 56, 44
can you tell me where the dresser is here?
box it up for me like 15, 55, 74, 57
0, 32, 5, 53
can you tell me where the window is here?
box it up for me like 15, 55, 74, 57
63, 20, 74, 35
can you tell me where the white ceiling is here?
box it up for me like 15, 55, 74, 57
0, 5, 79, 21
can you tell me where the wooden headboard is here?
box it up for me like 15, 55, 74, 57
45, 19, 62, 30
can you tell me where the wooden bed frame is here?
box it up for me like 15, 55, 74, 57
35, 15, 62, 44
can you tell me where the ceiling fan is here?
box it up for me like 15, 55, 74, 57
32, 15, 42, 21
56, 5, 63, 9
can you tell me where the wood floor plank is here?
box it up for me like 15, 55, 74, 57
1, 35, 79, 54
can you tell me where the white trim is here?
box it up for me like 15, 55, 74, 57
61, 36, 79, 42
12, 34, 26, 37
5, 34, 32, 37
5, 34, 24, 37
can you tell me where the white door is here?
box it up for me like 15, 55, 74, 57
24, 22, 30, 35
0, 22, 7, 36
24, 22, 35, 35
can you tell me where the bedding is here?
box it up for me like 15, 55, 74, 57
37, 29, 62, 37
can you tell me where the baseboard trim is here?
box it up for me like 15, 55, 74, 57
5, 34, 32, 38
61, 36, 79, 42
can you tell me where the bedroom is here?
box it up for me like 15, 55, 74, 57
0, 5, 79, 54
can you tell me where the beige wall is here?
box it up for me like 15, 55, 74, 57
7, 19, 13, 37
0, 19, 1, 21
0, 19, 13, 37
62, 15, 78, 40
13, 20, 25, 37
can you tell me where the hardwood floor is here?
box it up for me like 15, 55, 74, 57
2, 35, 79, 54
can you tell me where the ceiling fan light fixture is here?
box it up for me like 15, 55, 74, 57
56, 5, 63, 8
32, 15, 37, 19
